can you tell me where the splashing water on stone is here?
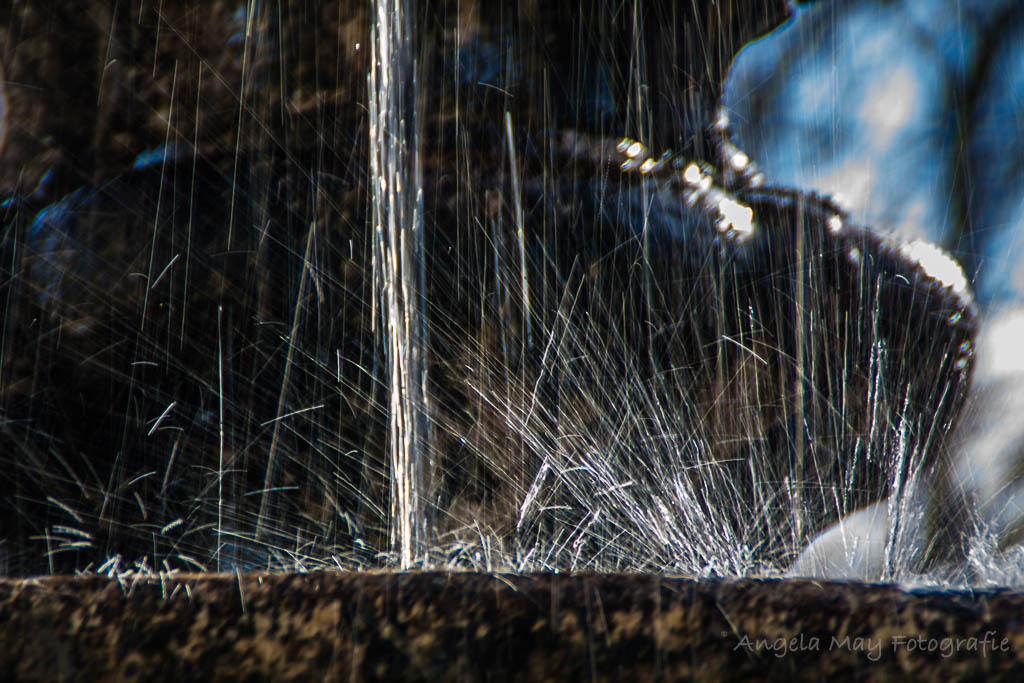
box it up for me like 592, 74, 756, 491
1, 0, 1022, 587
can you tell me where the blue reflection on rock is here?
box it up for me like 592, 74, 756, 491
725, 0, 1024, 311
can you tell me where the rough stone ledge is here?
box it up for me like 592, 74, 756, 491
2, 572, 1023, 681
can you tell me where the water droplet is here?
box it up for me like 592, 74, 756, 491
683, 163, 702, 185
716, 196, 754, 241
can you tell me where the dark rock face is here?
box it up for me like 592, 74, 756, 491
0, 1, 977, 576
5, 572, 1024, 681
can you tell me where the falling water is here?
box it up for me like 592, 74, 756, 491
369, 0, 428, 568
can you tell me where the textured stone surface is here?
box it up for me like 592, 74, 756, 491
2, 572, 1024, 681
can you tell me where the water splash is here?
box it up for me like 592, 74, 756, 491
3, 0, 1017, 587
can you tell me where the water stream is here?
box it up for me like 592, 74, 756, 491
370, 0, 428, 569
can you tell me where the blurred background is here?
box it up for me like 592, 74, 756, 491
726, 0, 1024, 311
